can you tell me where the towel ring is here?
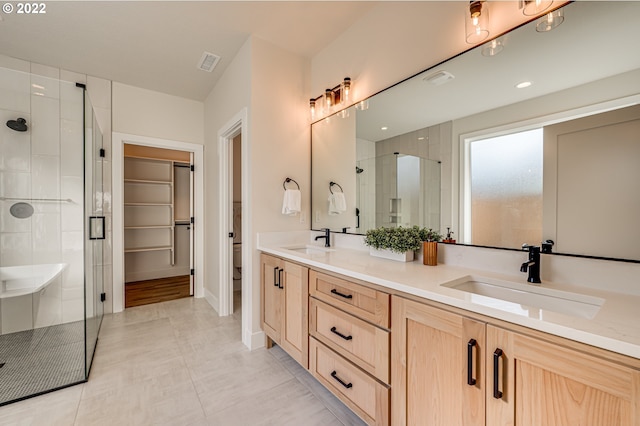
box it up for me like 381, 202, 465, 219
329, 181, 343, 194
283, 177, 300, 190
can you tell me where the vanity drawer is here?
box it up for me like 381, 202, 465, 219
310, 298, 390, 383
310, 337, 389, 426
310, 270, 390, 328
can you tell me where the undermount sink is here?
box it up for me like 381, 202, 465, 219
442, 277, 604, 319
284, 245, 334, 255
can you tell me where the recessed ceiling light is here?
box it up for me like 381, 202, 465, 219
381, 126, 388, 131
515, 81, 532, 89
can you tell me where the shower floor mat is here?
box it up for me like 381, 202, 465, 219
0, 321, 86, 406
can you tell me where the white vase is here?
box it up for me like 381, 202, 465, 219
369, 247, 414, 262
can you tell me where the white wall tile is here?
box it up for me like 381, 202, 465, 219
31, 74, 60, 100
0, 232, 32, 266
0, 201, 32, 232
60, 81, 84, 122
30, 63, 60, 79
31, 155, 60, 199
0, 55, 30, 73
0, 110, 31, 172
32, 212, 61, 263
87, 76, 111, 109
61, 176, 83, 232
31, 95, 60, 156
0, 171, 31, 198
60, 119, 83, 177
0, 67, 30, 113
62, 299, 84, 323
60, 69, 86, 86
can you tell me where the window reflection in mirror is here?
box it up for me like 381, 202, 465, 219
465, 128, 542, 248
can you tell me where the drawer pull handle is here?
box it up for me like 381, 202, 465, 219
467, 338, 477, 386
330, 289, 353, 299
273, 267, 279, 287
330, 326, 353, 341
493, 348, 504, 399
330, 370, 353, 389
278, 268, 283, 289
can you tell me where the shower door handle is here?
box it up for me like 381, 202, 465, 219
89, 216, 105, 240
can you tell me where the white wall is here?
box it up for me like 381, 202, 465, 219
204, 35, 310, 347
112, 82, 204, 144
311, 1, 560, 104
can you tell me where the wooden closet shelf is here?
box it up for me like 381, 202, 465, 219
125, 178, 173, 185
124, 246, 173, 253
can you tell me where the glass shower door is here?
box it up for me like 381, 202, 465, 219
84, 92, 104, 376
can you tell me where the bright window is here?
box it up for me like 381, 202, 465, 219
469, 128, 543, 248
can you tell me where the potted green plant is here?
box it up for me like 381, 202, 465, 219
363, 226, 423, 262
419, 227, 443, 266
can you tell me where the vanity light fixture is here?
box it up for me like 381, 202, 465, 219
310, 77, 352, 120
481, 38, 504, 57
355, 99, 369, 111
520, 0, 553, 16
465, 1, 490, 44
515, 81, 533, 89
536, 9, 564, 32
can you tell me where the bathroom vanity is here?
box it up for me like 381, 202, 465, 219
259, 238, 640, 426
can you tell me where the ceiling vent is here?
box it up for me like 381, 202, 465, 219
423, 70, 455, 86
197, 52, 220, 73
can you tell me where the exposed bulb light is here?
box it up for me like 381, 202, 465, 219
536, 9, 564, 32
465, 1, 490, 44
515, 81, 532, 89
310, 98, 317, 120
520, 0, 553, 16
342, 77, 351, 104
355, 99, 369, 111
309, 77, 353, 120
481, 38, 504, 57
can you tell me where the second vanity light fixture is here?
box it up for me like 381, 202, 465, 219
310, 77, 351, 120
465, 1, 490, 44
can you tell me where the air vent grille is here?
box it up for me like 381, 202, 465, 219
197, 52, 221, 73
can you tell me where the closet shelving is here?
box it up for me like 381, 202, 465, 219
123, 157, 175, 264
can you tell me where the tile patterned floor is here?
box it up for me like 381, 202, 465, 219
0, 295, 366, 425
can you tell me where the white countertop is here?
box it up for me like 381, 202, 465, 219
258, 238, 640, 359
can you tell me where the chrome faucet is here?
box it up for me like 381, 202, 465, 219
315, 228, 331, 247
520, 244, 541, 284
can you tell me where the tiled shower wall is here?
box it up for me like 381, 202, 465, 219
0, 55, 113, 321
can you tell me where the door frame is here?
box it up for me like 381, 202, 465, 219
217, 108, 255, 349
112, 132, 205, 313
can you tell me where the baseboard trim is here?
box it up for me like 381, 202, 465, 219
204, 288, 219, 315
246, 329, 265, 350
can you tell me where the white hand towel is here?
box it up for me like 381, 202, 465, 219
282, 189, 301, 216
328, 192, 347, 215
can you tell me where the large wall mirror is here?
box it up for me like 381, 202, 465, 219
311, 1, 640, 261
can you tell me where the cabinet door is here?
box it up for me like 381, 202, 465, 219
280, 261, 309, 369
487, 325, 640, 426
260, 254, 282, 343
391, 296, 485, 426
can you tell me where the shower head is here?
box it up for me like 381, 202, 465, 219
6, 118, 28, 132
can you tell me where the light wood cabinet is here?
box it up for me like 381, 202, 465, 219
310, 338, 389, 426
487, 325, 640, 426
391, 296, 485, 426
310, 270, 390, 328
260, 253, 309, 368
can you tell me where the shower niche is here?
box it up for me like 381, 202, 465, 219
0, 66, 106, 406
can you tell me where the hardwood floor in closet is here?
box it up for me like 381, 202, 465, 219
125, 275, 190, 308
